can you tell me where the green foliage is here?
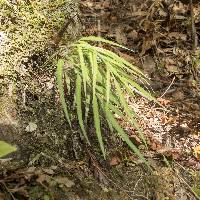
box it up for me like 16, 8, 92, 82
0, 141, 17, 158
56, 36, 156, 162
192, 187, 200, 198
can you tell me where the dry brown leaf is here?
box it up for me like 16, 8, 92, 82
173, 91, 185, 101
168, 32, 187, 41
157, 147, 181, 159
158, 8, 168, 17
42, 168, 54, 175
142, 20, 155, 32
141, 35, 156, 55
109, 156, 121, 166
142, 55, 156, 76
10, 186, 29, 198
0, 192, 6, 200
55, 176, 75, 188
127, 30, 138, 40
172, 2, 186, 15
165, 58, 179, 73
115, 27, 127, 45
157, 97, 171, 106
110, 15, 118, 23
131, 11, 148, 17
36, 174, 46, 185
102, 1, 110, 9
130, 134, 142, 146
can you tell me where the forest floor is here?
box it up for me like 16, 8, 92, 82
0, 0, 200, 199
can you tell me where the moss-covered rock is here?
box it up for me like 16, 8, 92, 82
0, 0, 80, 74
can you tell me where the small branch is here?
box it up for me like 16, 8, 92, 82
51, 14, 77, 47
160, 76, 175, 98
176, 172, 200, 200
190, 0, 197, 51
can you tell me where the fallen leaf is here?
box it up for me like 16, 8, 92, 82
173, 91, 185, 101
10, 186, 29, 198
142, 55, 156, 76
109, 156, 121, 166
165, 58, 179, 73
157, 97, 171, 106
0, 192, 6, 200
193, 146, 200, 158
55, 176, 75, 188
157, 147, 181, 159
127, 30, 138, 40
141, 35, 156, 55
42, 168, 54, 175
168, 32, 187, 41
115, 27, 127, 45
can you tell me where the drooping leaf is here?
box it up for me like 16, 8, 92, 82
77, 45, 88, 97
114, 77, 147, 147
0, 141, 17, 158
78, 43, 146, 78
105, 109, 149, 168
91, 51, 106, 158
56, 59, 71, 127
80, 36, 134, 52
75, 74, 90, 144
93, 95, 106, 158
57, 36, 157, 165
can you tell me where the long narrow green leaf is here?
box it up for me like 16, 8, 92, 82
77, 45, 88, 97
0, 141, 17, 158
75, 74, 90, 144
93, 95, 106, 158
91, 51, 106, 158
58, 36, 158, 168
75, 42, 146, 78
64, 72, 71, 95
98, 53, 145, 81
113, 77, 147, 147
92, 51, 98, 95
97, 94, 124, 118
96, 85, 120, 106
106, 109, 150, 168
56, 59, 71, 127
79, 36, 134, 52
112, 68, 156, 102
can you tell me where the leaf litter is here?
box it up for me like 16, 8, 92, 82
80, 0, 200, 169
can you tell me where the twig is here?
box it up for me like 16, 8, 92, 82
160, 76, 175, 98
0, 182, 16, 200
176, 172, 200, 200
190, 0, 197, 51
51, 14, 77, 47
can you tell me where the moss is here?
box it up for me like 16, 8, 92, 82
153, 167, 178, 200
0, 0, 80, 72
192, 171, 200, 198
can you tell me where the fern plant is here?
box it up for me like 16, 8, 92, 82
56, 36, 156, 163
